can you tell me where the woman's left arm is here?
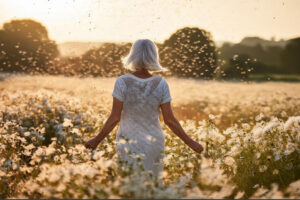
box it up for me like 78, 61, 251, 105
84, 97, 123, 149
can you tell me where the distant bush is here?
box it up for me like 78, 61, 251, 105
159, 27, 217, 78
0, 19, 59, 73
280, 38, 300, 74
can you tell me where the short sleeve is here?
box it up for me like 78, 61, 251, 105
112, 77, 125, 102
160, 79, 172, 104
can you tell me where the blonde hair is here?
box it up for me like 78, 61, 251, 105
121, 39, 168, 72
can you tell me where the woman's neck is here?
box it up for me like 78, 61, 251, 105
132, 68, 153, 78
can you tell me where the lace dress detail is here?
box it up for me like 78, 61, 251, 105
112, 73, 172, 179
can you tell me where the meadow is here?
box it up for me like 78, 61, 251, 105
0, 73, 299, 198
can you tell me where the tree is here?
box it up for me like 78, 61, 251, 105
280, 37, 300, 74
223, 54, 255, 79
81, 42, 132, 77
0, 19, 59, 73
219, 41, 284, 75
159, 27, 217, 78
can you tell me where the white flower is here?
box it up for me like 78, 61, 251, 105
296, 132, 300, 143
63, 118, 73, 127
262, 119, 280, 133
45, 147, 56, 156
209, 114, 216, 120
24, 131, 31, 137
24, 143, 35, 150
243, 135, 251, 143
255, 113, 264, 121
284, 143, 296, 155
71, 128, 80, 135
252, 127, 263, 139
281, 111, 287, 117
223, 126, 235, 135
242, 123, 251, 130
273, 151, 281, 161
224, 156, 235, 166
259, 165, 267, 172
228, 145, 241, 157
284, 116, 300, 131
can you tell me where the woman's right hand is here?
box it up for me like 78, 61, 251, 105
188, 140, 204, 154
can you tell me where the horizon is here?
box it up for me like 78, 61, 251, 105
55, 35, 290, 45
1, 0, 300, 44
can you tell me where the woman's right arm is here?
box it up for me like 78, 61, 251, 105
160, 102, 203, 154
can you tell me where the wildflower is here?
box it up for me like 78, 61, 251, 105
242, 123, 251, 130
273, 151, 281, 161
45, 147, 56, 156
255, 113, 264, 121
259, 165, 268, 172
71, 128, 80, 135
284, 116, 300, 131
284, 143, 296, 155
223, 126, 235, 135
224, 156, 235, 166
24, 144, 35, 150
255, 152, 261, 159
252, 127, 263, 140
262, 119, 280, 133
296, 132, 300, 143
281, 111, 287, 117
24, 131, 31, 137
48, 173, 61, 182
209, 114, 215, 120
243, 135, 251, 143
63, 118, 73, 127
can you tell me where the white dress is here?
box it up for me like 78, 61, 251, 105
112, 73, 172, 178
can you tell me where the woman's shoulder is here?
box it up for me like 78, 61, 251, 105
155, 76, 169, 90
157, 75, 168, 83
118, 73, 129, 79
115, 74, 130, 82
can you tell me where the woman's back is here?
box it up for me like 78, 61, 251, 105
85, 39, 203, 184
112, 73, 172, 178
86, 39, 203, 183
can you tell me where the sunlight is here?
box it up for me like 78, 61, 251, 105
0, 0, 300, 198
1, 0, 299, 43
4, 0, 87, 21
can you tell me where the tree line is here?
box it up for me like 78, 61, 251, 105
0, 19, 299, 79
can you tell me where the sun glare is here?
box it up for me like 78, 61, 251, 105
7, 0, 87, 21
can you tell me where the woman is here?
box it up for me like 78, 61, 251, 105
85, 39, 203, 179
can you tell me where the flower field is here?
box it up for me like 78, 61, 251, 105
0, 73, 299, 199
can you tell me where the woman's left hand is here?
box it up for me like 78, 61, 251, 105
84, 137, 100, 150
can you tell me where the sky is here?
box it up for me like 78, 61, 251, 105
0, 0, 300, 44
